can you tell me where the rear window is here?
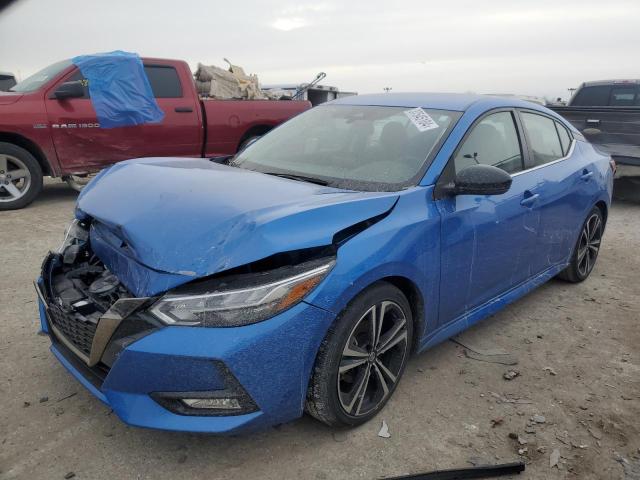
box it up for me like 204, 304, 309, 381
144, 66, 182, 98
571, 85, 611, 106
610, 86, 637, 106
555, 121, 572, 155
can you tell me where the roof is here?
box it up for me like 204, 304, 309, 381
0, 71, 15, 77
329, 92, 548, 112
581, 79, 640, 87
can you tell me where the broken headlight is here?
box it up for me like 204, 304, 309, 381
58, 219, 89, 253
149, 258, 335, 327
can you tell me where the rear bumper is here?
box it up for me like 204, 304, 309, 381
614, 163, 640, 179
37, 284, 335, 434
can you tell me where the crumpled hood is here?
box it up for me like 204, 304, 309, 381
78, 157, 398, 281
0, 91, 23, 105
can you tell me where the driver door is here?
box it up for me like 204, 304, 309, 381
434, 110, 541, 326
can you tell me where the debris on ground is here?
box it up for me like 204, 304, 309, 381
55, 392, 77, 403
490, 417, 504, 428
550, 449, 561, 468
588, 428, 603, 440
378, 420, 391, 438
509, 432, 518, 440
532, 414, 546, 424
39, 396, 48, 403
64, 472, 75, 479
490, 392, 533, 404
543, 367, 557, 376
614, 453, 640, 480
383, 462, 525, 479
467, 456, 491, 466
503, 370, 520, 381
451, 338, 518, 365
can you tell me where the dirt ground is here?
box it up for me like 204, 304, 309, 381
1, 179, 639, 480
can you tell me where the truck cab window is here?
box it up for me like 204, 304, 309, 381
143, 66, 182, 98
610, 86, 637, 106
66, 70, 90, 98
571, 86, 611, 106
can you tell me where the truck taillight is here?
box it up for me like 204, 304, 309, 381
609, 158, 616, 173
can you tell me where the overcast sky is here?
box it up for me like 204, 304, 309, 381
1, 0, 639, 100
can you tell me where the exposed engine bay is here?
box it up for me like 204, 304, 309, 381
53, 220, 130, 317
41, 219, 158, 373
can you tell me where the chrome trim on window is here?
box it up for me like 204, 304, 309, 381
511, 139, 576, 178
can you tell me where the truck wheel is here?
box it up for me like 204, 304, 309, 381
0, 142, 43, 210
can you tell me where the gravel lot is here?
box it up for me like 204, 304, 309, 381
1, 179, 639, 480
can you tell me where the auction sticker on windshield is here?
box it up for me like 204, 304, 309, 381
404, 107, 439, 132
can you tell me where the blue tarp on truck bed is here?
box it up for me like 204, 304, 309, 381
72, 51, 164, 129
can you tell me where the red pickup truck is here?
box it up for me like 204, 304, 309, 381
0, 57, 310, 210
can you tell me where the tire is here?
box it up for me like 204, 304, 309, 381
0, 142, 43, 210
305, 282, 413, 427
557, 206, 604, 283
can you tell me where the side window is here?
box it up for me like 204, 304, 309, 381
555, 121, 572, 155
66, 70, 90, 98
144, 66, 182, 98
610, 86, 636, 106
520, 112, 564, 167
571, 86, 611, 106
454, 111, 523, 174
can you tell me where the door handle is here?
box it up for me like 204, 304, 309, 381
520, 192, 539, 207
586, 118, 600, 126
580, 170, 594, 181
174, 106, 193, 113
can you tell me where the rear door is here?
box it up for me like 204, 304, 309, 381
515, 110, 590, 273
45, 63, 201, 172
435, 110, 542, 325
519, 110, 598, 273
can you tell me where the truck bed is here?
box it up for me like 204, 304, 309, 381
202, 99, 310, 156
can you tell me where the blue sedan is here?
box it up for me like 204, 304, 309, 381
36, 93, 613, 433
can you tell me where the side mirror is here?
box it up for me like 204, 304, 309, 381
52, 81, 85, 100
447, 164, 512, 196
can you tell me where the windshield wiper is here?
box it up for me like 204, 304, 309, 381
262, 172, 329, 186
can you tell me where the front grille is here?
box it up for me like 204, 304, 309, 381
47, 304, 98, 357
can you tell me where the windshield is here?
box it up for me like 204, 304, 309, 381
9, 60, 72, 93
232, 104, 461, 191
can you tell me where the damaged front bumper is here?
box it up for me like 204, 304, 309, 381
36, 252, 335, 434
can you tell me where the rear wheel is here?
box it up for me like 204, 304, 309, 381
305, 282, 412, 427
0, 142, 43, 210
558, 206, 603, 282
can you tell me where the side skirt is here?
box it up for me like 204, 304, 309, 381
418, 263, 567, 354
